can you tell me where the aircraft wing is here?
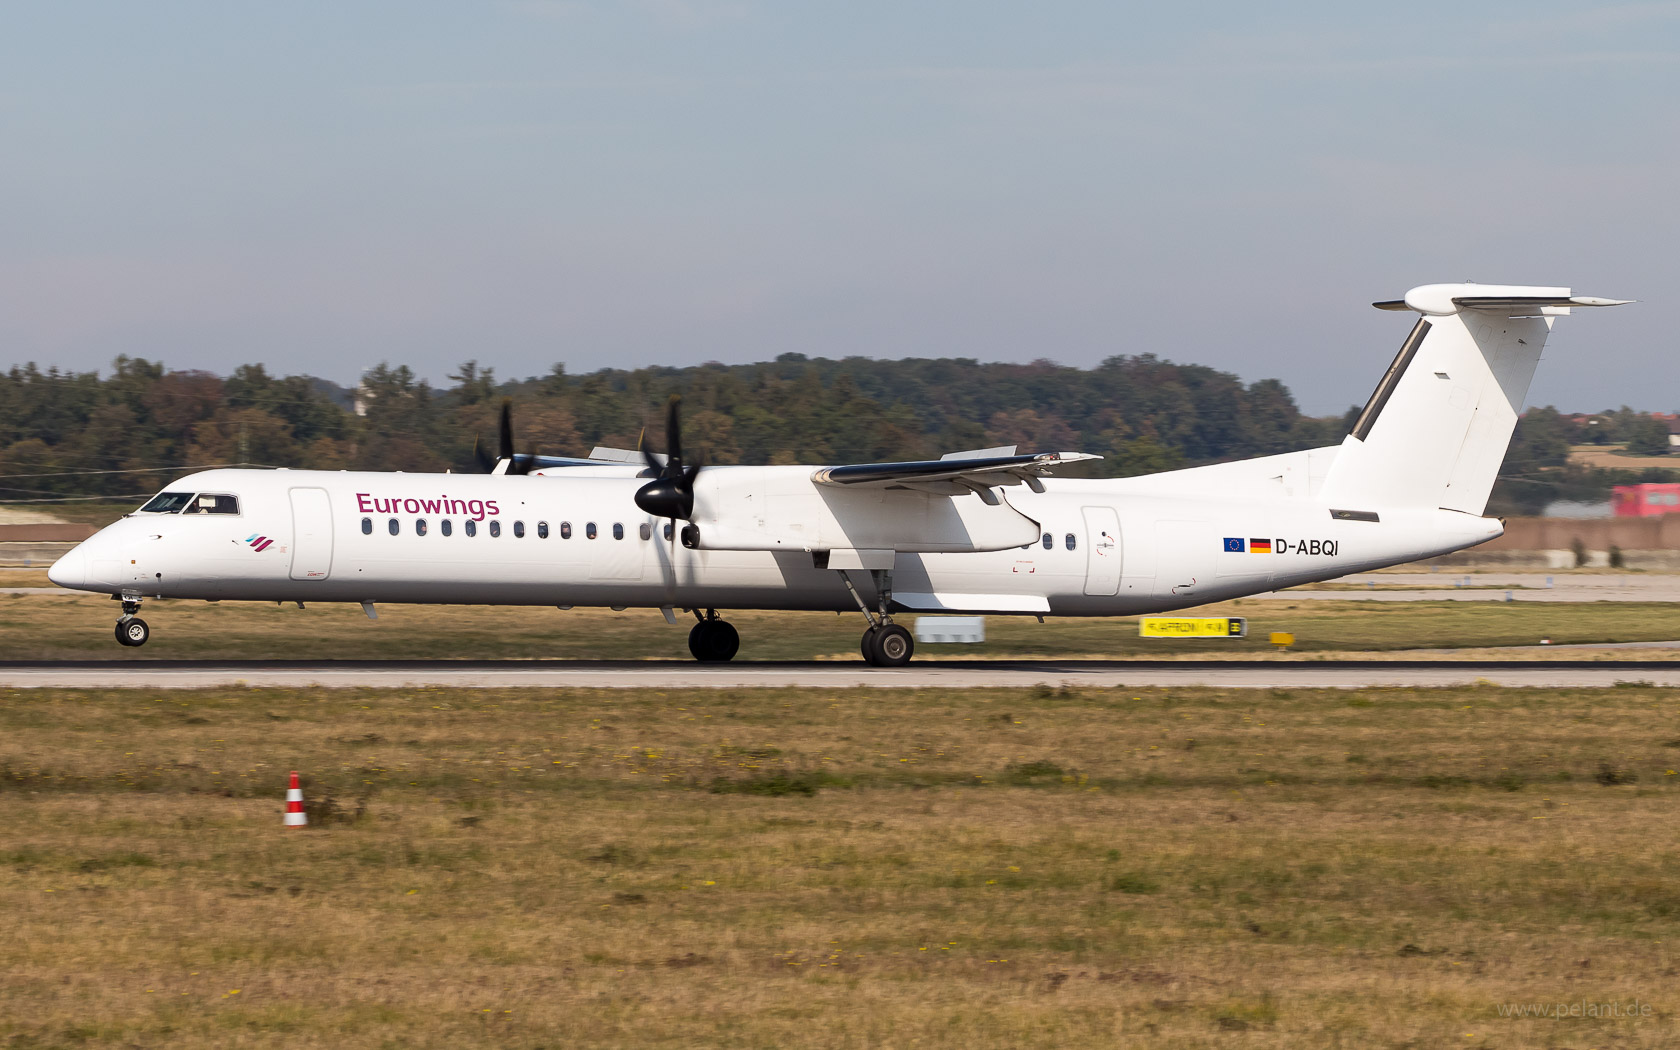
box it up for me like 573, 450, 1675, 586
811, 452, 1100, 499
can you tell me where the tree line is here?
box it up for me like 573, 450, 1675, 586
0, 353, 1667, 513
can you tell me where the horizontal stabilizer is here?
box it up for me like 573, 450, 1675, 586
1372, 284, 1631, 316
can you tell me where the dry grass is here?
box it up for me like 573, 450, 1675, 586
2, 683, 1679, 1047
1568, 444, 1678, 470
9, 590, 1680, 662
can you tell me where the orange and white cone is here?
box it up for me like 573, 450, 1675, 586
284, 771, 307, 828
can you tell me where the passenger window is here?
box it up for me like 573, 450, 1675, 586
514, 520, 525, 538
537, 521, 549, 539
183, 493, 239, 515
1065, 533, 1077, 551
465, 519, 477, 537
489, 520, 501, 538
416, 519, 428, 537
663, 522, 673, 542
361, 517, 372, 535
140, 492, 195, 514
561, 521, 572, 540
388, 518, 399, 536
441, 519, 452, 537
586, 522, 597, 540
613, 522, 624, 540
639, 522, 651, 541
1042, 533, 1053, 550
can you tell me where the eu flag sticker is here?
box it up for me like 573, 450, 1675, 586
1223, 537, 1246, 553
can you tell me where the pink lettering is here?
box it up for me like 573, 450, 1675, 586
357, 493, 373, 513
422, 498, 442, 514
468, 499, 486, 521
486, 500, 501, 516
402, 498, 420, 514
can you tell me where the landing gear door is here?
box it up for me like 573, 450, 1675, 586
288, 487, 334, 581
1081, 506, 1122, 596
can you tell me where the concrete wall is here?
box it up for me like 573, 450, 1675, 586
0, 524, 96, 542
1479, 516, 1680, 551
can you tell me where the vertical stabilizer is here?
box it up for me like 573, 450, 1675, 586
1318, 284, 1628, 515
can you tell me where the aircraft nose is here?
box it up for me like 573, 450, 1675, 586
48, 547, 86, 589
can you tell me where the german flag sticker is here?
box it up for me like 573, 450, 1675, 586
1250, 538, 1273, 553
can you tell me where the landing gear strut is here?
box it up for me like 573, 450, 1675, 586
115, 598, 149, 648
842, 569, 913, 667
688, 609, 739, 663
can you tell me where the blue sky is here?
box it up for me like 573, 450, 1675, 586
2, 0, 1676, 414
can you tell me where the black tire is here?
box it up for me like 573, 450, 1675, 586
707, 620, 739, 662
688, 620, 740, 663
116, 618, 149, 647
872, 623, 913, 667
860, 626, 880, 663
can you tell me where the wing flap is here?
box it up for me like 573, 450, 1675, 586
812, 451, 1100, 488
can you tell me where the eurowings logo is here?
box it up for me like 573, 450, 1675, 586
246, 533, 274, 553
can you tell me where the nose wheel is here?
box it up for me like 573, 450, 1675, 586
115, 617, 150, 647
114, 598, 149, 647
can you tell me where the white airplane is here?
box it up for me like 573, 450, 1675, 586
48, 283, 1627, 665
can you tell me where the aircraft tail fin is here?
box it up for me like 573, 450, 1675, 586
1318, 284, 1629, 515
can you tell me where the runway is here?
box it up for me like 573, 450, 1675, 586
6, 658, 1680, 689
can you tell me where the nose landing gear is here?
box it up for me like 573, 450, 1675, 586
115, 598, 149, 647
688, 609, 739, 662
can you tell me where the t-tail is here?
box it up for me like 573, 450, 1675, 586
1317, 284, 1630, 515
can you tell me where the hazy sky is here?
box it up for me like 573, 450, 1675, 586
2, 1, 1676, 414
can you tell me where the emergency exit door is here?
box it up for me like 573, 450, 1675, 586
288, 487, 334, 581
1081, 506, 1122, 595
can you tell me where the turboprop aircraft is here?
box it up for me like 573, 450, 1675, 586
47, 283, 1627, 665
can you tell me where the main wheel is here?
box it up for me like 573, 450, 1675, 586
859, 625, 880, 663
115, 618, 150, 647
687, 620, 740, 663
871, 623, 913, 667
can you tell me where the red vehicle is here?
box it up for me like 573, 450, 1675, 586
1612, 483, 1680, 517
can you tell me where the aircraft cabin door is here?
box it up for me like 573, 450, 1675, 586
1081, 506, 1122, 596
288, 487, 334, 581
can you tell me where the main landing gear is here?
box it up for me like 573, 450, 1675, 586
688, 609, 740, 663
842, 569, 914, 668
115, 598, 149, 647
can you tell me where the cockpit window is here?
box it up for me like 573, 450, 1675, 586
139, 492, 195, 514
182, 493, 240, 515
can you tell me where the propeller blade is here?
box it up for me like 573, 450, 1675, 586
638, 427, 661, 476
497, 400, 516, 462
664, 395, 683, 476
472, 435, 495, 473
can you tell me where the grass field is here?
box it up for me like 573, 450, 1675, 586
8, 588, 1680, 661
4, 683, 1679, 1048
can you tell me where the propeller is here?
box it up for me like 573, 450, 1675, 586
471, 400, 533, 475
634, 395, 702, 525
